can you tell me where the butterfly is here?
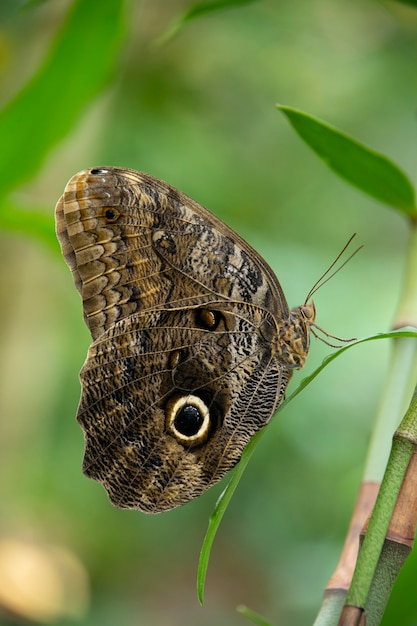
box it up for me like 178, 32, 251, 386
55, 166, 318, 513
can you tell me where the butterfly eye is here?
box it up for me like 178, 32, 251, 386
104, 208, 120, 223
165, 394, 213, 446
196, 309, 223, 330
301, 301, 316, 321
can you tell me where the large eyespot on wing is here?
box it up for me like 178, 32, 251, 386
75, 304, 289, 513
164, 392, 219, 449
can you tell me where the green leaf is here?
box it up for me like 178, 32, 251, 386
155, 0, 259, 45
278, 105, 417, 216
197, 426, 264, 605
196, 329, 417, 602
0, 0, 126, 199
395, 0, 417, 7
0, 200, 58, 253
280, 329, 417, 411
237, 604, 275, 626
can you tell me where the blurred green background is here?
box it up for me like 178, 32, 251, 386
0, 1, 416, 624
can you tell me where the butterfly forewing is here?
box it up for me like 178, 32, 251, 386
56, 168, 291, 338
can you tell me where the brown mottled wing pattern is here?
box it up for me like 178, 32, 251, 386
55, 167, 310, 513
55, 167, 288, 339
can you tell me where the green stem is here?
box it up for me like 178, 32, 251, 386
363, 221, 417, 483
364, 539, 411, 626
363, 337, 417, 482
345, 221, 417, 617
346, 434, 414, 608
396, 381, 417, 442
395, 223, 417, 328
313, 592, 346, 626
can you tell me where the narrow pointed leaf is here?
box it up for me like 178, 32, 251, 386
237, 604, 275, 626
197, 427, 264, 604
0, 0, 126, 198
278, 105, 416, 216
0, 200, 58, 253
197, 329, 417, 601
280, 329, 417, 411
156, 0, 258, 45
395, 0, 417, 7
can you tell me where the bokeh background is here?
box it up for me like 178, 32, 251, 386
0, 1, 416, 624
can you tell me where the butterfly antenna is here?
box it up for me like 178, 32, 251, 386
305, 234, 363, 346
304, 233, 363, 304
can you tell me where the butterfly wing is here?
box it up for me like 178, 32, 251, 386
78, 306, 288, 512
55, 167, 289, 339
55, 167, 295, 512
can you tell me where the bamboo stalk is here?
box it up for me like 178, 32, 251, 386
314, 222, 417, 626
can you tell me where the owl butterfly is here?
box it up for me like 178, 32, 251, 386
55, 167, 339, 513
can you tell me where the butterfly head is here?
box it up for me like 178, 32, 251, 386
274, 300, 315, 370
284, 235, 361, 355
299, 300, 316, 325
